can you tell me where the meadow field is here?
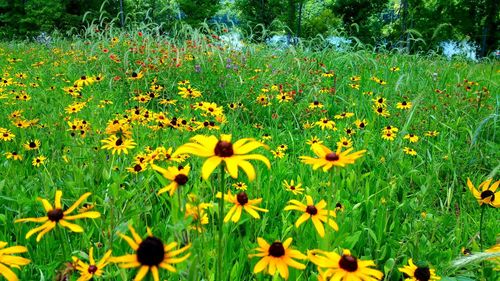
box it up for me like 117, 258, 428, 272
0, 28, 499, 281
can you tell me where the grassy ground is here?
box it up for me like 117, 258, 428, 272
0, 29, 499, 281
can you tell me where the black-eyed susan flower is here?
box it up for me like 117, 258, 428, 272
15, 191, 100, 242
404, 134, 419, 143
111, 225, 191, 281
424, 131, 439, 137
32, 155, 47, 167
308, 249, 383, 281
315, 118, 337, 130
0, 241, 30, 281
284, 195, 337, 237
23, 139, 40, 150
307, 136, 323, 146
128, 71, 144, 80
334, 112, 355, 119
151, 164, 190, 196
467, 178, 499, 207
382, 131, 397, 141
337, 137, 353, 148
486, 244, 500, 270
354, 119, 368, 129
101, 135, 136, 155
397, 100, 412, 110
5, 151, 22, 161
232, 182, 247, 190
172, 134, 270, 180
72, 247, 112, 281
398, 259, 440, 281
283, 180, 304, 195
309, 101, 324, 109
216, 191, 268, 222
0, 128, 15, 141
403, 147, 417, 156
74, 75, 95, 87
300, 143, 366, 171
249, 237, 306, 280
185, 202, 212, 232
271, 149, 285, 159
373, 97, 387, 107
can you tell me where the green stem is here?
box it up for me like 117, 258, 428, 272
217, 164, 226, 281
479, 205, 486, 252
178, 186, 183, 212
57, 226, 68, 260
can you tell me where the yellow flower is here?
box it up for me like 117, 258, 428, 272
398, 259, 440, 281
467, 178, 499, 207
172, 134, 270, 180
403, 147, 417, 156
308, 249, 383, 281
284, 195, 338, 237
404, 134, 419, 143
72, 247, 112, 281
151, 164, 190, 196
15, 191, 100, 242
111, 225, 191, 281
283, 180, 304, 195
101, 135, 136, 155
249, 237, 307, 280
300, 143, 366, 172
0, 241, 31, 281
216, 191, 268, 222
185, 202, 212, 232
32, 155, 47, 167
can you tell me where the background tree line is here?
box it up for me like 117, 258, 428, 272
0, 0, 498, 55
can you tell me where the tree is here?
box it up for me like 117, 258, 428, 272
177, 0, 220, 26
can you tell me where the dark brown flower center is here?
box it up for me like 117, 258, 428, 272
290, 186, 295, 190
136, 236, 165, 266
214, 141, 234, 157
3, 133, 8, 137
236, 192, 248, 205
29, 142, 36, 148
306, 205, 318, 215
47, 208, 64, 222
133, 164, 142, 172
115, 138, 123, 146
88, 265, 98, 274
414, 267, 431, 281
268, 242, 285, 257
174, 174, 188, 185
402, 101, 407, 105
132, 72, 138, 78
480, 190, 494, 201
325, 152, 339, 161
359, 123, 365, 128
339, 254, 358, 272
81, 76, 87, 80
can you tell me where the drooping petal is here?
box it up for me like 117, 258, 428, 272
133, 265, 149, 281
311, 216, 325, 237
201, 156, 222, 180
0, 262, 19, 281
59, 220, 84, 233
295, 213, 310, 228
253, 256, 270, 273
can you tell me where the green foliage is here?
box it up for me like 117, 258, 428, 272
178, 0, 220, 26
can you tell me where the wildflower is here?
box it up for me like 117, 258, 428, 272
404, 134, 419, 143
72, 247, 112, 281
232, 182, 247, 190
334, 112, 354, 119
344, 127, 356, 136
74, 75, 94, 87
112, 225, 191, 281
308, 249, 383, 281
0, 129, 15, 141
315, 118, 337, 130
397, 101, 412, 110
178, 85, 201, 98
23, 139, 40, 150
0, 241, 31, 281
424, 131, 439, 137
216, 191, 268, 223
32, 155, 47, 167
271, 150, 285, 159
151, 164, 190, 196
382, 131, 396, 141
309, 101, 323, 109
300, 143, 366, 171
466, 178, 499, 207
373, 97, 387, 107
398, 259, 440, 281
276, 144, 288, 151
249, 237, 306, 279
101, 135, 136, 155
403, 147, 417, 156
5, 151, 22, 161
486, 244, 500, 270
390, 66, 400, 71
283, 180, 304, 195
373, 106, 390, 117
185, 202, 212, 232
172, 134, 270, 180
284, 195, 337, 237
337, 137, 353, 148
354, 119, 368, 129
15, 191, 100, 242
128, 71, 144, 80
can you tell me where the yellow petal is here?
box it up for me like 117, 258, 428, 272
59, 220, 84, 233
253, 256, 270, 273
134, 265, 149, 281
201, 156, 222, 180
54, 190, 63, 209
0, 263, 19, 281
64, 192, 92, 215
311, 216, 325, 237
